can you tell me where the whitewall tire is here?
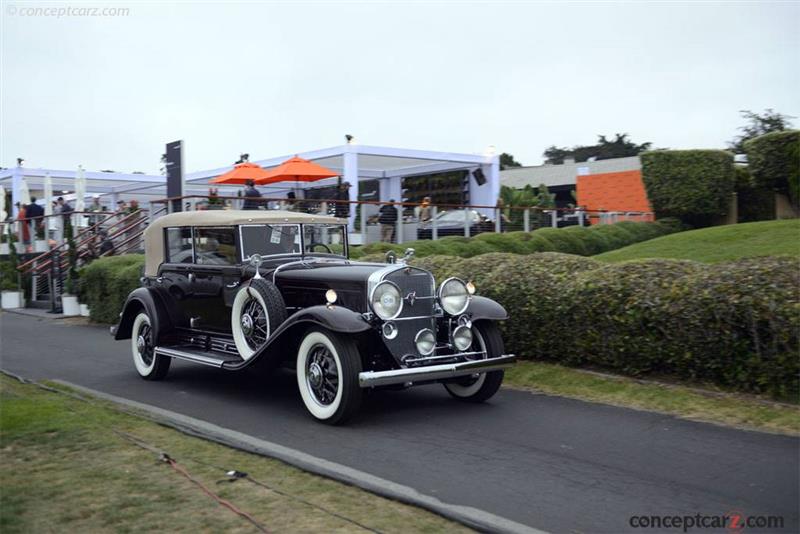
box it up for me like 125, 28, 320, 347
131, 312, 170, 380
444, 322, 504, 402
231, 279, 286, 360
296, 329, 362, 424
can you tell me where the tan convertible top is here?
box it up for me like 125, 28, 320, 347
143, 210, 345, 276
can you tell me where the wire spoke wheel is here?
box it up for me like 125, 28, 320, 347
241, 296, 268, 350
306, 344, 340, 406
137, 322, 154, 366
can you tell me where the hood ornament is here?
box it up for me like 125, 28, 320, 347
405, 291, 417, 306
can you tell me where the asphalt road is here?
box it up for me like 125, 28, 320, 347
1, 311, 798, 533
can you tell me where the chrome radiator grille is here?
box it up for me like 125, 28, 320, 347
381, 267, 437, 364
385, 267, 435, 319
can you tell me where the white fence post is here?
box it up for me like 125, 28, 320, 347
431, 205, 438, 240
523, 208, 530, 232
360, 203, 367, 244
495, 208, 501, 233
396, 205, 403, 244
550, 210, 558, 228
464, 209, 471, 238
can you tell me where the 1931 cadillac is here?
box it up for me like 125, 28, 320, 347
112, 210, 515, 424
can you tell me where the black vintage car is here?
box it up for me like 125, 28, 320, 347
112, 210, 514, 424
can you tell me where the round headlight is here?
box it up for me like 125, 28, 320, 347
370, 281, 403, 320
452, 325, 473, 351
415, 329, 436, 356
438, 277, 470, 315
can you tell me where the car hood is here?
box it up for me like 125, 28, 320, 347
273, 260, 388, 311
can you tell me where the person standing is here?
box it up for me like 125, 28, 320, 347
242, 179, 262, 210
16, 202, 30, 251
55, 197, 73, 244
335, 180, 351, 219
378, 200, 398, 243
417, 196, 432, 222
26, 197, 45, 241
86, 195, 105, 230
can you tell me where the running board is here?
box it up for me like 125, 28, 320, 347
154, 346, 233, 368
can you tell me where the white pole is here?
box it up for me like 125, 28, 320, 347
523, 208, 530, 232
431, 205, 438, 240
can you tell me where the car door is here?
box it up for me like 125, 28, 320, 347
159, 226, 195, 327
190, 226, 240, 331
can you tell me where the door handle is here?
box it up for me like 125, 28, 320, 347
226, 281, 240, 289
188, 273, 196, 283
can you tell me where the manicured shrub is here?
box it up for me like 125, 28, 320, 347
81, 254, 145, 323
352, 220, 678, 261
744, 130, 800, 207
641, 150, 736, 227
429, 253, 798, 399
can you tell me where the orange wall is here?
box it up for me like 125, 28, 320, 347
576, 170, 652, 219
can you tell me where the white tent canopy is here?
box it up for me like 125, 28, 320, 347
0, 145, 501, 224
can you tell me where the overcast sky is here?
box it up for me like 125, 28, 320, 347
1, 1, 798, 174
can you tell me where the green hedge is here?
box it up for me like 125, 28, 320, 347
80, 254, 145, 324
744, 129, 800, 206
408, 253, 799, 399
351, 220, 680, 260
641, 150, 736, 227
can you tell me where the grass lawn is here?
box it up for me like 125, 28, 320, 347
0, 374, 468, 534
505, 361, 800, 435
594, 219, 800, 263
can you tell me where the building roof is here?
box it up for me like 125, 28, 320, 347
500, 156, 641, 189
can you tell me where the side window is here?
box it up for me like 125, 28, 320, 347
194, 227, 237, 265
165, 227, 193, 264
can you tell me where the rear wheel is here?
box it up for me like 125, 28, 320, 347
444, 322, 504, 402
296, 328, 363, 425
131, 312, 170, 380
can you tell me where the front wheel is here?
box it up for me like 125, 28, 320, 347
443, 322, 504, 402
296, 328, 363, 425
131, 311, 170, 380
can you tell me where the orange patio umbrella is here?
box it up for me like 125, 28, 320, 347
255, 156, 339, 185
210, 162, 272, 185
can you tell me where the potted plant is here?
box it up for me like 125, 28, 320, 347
60, 221, 80, 316
1, 228, 23, 309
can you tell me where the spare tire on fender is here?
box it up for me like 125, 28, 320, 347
231, 278, 287, 360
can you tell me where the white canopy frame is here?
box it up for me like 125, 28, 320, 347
0, 145, 501, 228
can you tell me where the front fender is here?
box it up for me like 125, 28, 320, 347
112, 287, 173, 343
468, 295, 508, 321
222, 305, 371, 370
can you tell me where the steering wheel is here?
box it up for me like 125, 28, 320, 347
306, 242, 333, 254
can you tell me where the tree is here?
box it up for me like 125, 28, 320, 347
543, 133, 652, 164
499, 152, 522, 170
728, 109, 795, 154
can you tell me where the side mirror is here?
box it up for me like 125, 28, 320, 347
402, 248, 415, 262
385, 251, 397, 264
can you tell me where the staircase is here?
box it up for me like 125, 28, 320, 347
17, 207, 166, 309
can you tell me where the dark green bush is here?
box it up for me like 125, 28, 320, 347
80, 254, 145, 323
354, 220, 678, 261
641, 150, 736, 227
430, 253, 798, 399
744, 129, 800, 206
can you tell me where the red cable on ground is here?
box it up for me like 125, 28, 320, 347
163, 455, 269, 533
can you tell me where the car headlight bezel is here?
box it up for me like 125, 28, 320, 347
437, 277, 471, 316
415, 328, 436, 356
369, 280, 403, 320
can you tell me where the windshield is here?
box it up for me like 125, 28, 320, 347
303, 224, 347, 256
240, 224, 301, 261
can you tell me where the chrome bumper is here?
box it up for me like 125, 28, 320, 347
358, 354, 516, 388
